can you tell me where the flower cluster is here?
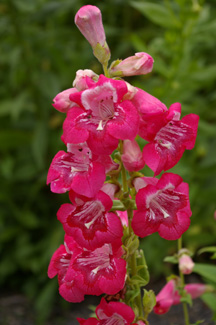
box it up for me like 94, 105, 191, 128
47, 5, 200, 324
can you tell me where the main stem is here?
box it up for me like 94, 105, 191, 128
178, 237, 190, 325
119, 140, 143, 318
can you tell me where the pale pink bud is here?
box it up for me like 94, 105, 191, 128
52, 88, 78, 113
121, 140, 145, 172
75, 5, 110, 64
179, 254, 195, 274
75, 5, 105, 47
110, 52, 154, 77
73, 69, 98, 91
214, 210, 216, 220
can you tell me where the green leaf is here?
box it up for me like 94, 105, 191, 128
202, 292, 216, 313
130, 2, 181, 29
164, 255, 178, 264
193, 263, 216, 283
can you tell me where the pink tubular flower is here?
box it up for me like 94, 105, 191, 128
48, 236, 126, 303
47, 142, 105, 197
179, 254, 195, 274
78, 297, 138, 324
142, 102, 199, 175
57, 189, 123, 250
154, 280, 209, 315
48, 235, 85, 303
154, 280, 176, 314
121, 139, 145, 172
52, 88, 78, 113
109, 52, 154, 77
62, 75, 140, 155
132, 173, 192, 240
75, 5, 110, 64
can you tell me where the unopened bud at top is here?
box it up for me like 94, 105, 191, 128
109, 52, 154, 77
179, 254, 195, 274
75, 5, 110, 65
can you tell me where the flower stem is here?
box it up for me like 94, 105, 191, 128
178, 237, 190, 325
119, 140, 143, 318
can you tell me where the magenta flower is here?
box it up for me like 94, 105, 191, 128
142, 102, 199, 175
62, 75, 140, 155
154, 280, 209, 315
78, 297, 138, 324
48, 235, 85, 303
48, 236, 126, 302
110, 52, 154, 77
57, 190, 123, 250
132, 173, 192, 240
47, 142, 105, 197
121, 139, 145, 172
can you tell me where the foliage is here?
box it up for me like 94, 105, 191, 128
0, 0, 216, 322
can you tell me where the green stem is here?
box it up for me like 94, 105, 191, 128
119, 140, 143, 318
103, 64, 109, 78
178, 237, 190, 325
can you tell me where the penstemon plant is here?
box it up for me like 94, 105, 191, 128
46, 5, 213, 325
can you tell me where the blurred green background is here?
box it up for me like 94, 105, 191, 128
1, 0, 216, 322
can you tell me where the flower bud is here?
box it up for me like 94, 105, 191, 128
109, 52, 154, 77
121, 140, 145, 172
185, 283, 210, 299
52, 88, 78, 113
73, 69, 98, 91
179, 254, 195, 275
75, 5, 110, 64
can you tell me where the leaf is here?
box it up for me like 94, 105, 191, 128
164, 255, 178, 264
198, 246, 216, 255
130, 2, 181, 29
202, 292, 216, 313
193, 263, 216, 283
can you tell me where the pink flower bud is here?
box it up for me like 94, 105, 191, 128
52, 88, 78, 113
110, 52, 154, 77
121, 139, 145, 172
214, 210, 216, 220
73, 69, 98, 91
185, 283, 209, 299
75, 5, 110, 64
179, 254, 195, 274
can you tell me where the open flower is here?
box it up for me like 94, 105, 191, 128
142, 102, 199, 175
132, 173, 192, 240
78, 297, 139, 324
62, 75, 140, 155
57, 189, 123, 250
47, 142, 106, 197
48, 236, 126, 303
